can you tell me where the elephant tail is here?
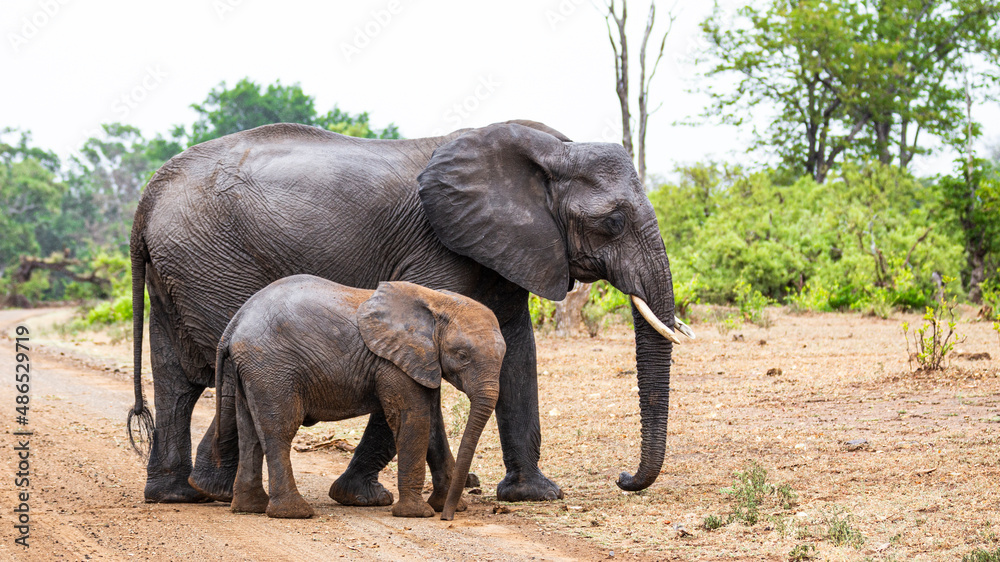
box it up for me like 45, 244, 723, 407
127, 234, 154, 458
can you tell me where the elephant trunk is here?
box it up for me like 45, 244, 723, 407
442, 390, 498, 520
616, 250, 674, 492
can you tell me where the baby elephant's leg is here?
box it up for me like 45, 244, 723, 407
387, 393, 435, 518
425, 394, 466, 513
231, 386, 268, 514
257, 400, 313, 519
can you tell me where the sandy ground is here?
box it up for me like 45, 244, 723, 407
1, 305, 999, 561
0, 308, 618, 562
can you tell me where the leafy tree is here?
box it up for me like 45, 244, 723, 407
44, 124, 165, 256
939, 158, 1000, 301
700, 0, 1000, 182
0, 129, 65, 275
316, 107, 400, 139
182, 78, 400, 146
186, 78, 317, 145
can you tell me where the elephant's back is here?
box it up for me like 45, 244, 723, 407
136, 125, 460, 361
141, 123, 447, 226
232, 275, 366, 329
226, 275, 376, 400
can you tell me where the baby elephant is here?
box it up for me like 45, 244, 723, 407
216, 275, 505, 520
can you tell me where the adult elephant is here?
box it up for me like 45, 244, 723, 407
128, 119, 692, 504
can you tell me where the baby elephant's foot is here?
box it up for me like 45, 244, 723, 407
231, 486, 269, 514
427, 490, 467, 513
266, 494, 315, 519
391, 499, 435, 518
329, 475, 394, 507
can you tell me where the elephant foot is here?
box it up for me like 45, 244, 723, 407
497, 469, 564, 502
266, 494, 315, 519
231, 486, 268, 514
391, 499, 435, 518
465, 472, 480, 488
144, 476, 213, 504
188, 466, 236, 502
328, 474, 393, 507
427, 490, 467, 513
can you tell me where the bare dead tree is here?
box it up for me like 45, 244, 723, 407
606, 0, 675, 186
553, 282, 593, 337
606, 0, 634, 162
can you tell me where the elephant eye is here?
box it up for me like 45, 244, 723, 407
601, 211, 625, 237
456, 349, 470, 363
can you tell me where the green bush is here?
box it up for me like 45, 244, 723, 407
724, 461, 773, 526
788, 543, 817, 561
964, 546, 1000, 562
703, 514, 724, 530
77, 251, 148, 327
673, 273, 701, 318
982, 273, 1000, 321
85, 294, 133, 325
902, 297, 964, 371
824, 506, 865, 548
581, 281, 633, 335
788, 280, 834, 313
734, 278, 773, 326
651, 160, 970, 314
528, 293, 556, 328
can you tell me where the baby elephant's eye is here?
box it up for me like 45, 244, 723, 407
456, 349, 470, 363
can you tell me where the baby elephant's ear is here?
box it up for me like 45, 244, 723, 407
358, 282, 442, 389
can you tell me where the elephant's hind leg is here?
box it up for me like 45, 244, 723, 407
230, 385, 268, 514
144, 301, 211, 503
329, 411, 395, 507
258, 398, 313, 519
189, 359, 239, 502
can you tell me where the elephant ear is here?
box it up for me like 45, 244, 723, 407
357, 282, 441, 389
417, 122, 570, 301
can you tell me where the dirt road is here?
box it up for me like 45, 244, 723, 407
0, 309, 621, 561
2, 306, 999, 561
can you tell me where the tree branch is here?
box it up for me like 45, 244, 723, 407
905, 225, 934, 268
606, 0, 634, 160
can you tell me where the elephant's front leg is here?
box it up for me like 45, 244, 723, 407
328, 411, 396, 506
495, 306, 564, 502
387, 396, 435, 518
190, 359, 239, 501
425, 390, 466, 513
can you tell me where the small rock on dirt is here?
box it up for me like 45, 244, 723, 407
732, 334, 744, 342
844, 438, 870, 451
766, 367, 782, 376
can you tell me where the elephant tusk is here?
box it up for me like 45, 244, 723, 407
674, 316, 696, 340
631, 295, 683, 344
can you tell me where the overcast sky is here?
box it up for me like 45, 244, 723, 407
3, 0, 997, 181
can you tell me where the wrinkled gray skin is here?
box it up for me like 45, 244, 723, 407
129, 120, 676, 505
221, 277, 503, 520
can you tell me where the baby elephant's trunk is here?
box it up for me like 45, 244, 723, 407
441, 389, 499, 521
